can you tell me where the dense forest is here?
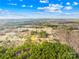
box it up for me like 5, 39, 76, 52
0, 42, 78, 59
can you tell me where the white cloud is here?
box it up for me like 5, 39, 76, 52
66, 2, 70, 5
20, 0, 23, 2
58, 0, 61, 1
64, 12, 79, 15
0, 9, 2, 11
37, 4, 63, 13
73, 2, 78, 5
22, 5, 26, 7
27, 5, 33, 8
0, 10, 79, 19
40, 0, 48, 3
49, 4, 63, 8
29, 5, 33, 8
64, 6, 72, 10
0, 9, 10, 14
8, 3, 17, 6
0, 9, 28, 19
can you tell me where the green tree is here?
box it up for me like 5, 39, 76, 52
39, 31, 48, 38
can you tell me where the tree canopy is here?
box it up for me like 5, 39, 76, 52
0, 42, 78, 59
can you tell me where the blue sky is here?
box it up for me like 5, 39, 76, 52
0, 0, 79, 19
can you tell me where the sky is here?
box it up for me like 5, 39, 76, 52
0, 0, 79, 19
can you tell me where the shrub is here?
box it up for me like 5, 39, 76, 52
0, 42, 78, 59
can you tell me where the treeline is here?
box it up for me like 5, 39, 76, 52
0, 42, 78, 59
